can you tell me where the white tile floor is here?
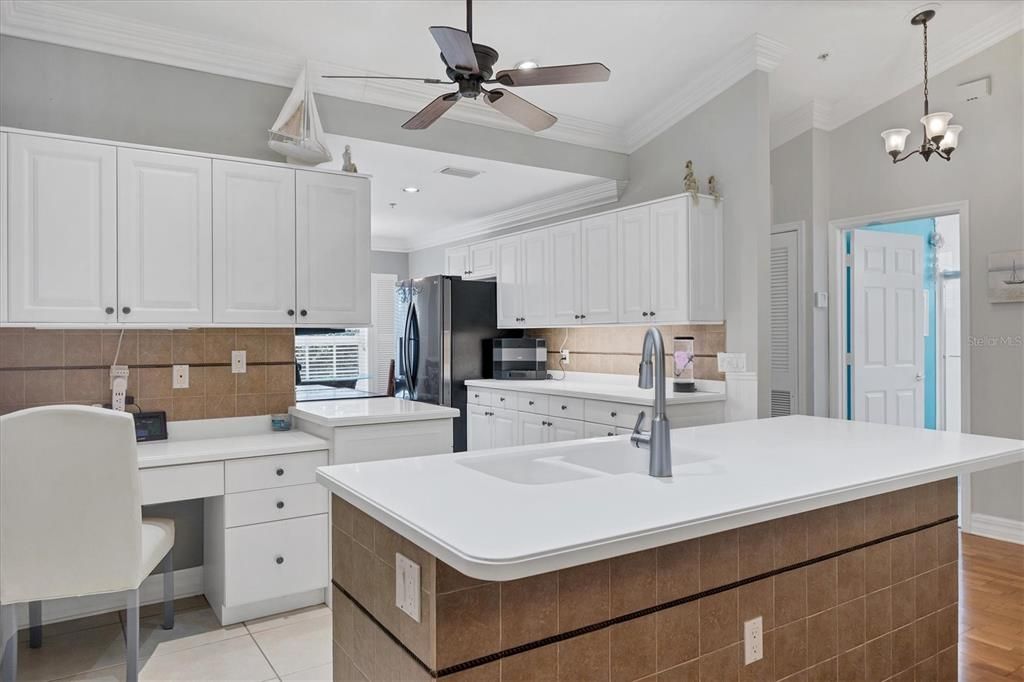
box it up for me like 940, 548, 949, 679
12, 597, 333, 681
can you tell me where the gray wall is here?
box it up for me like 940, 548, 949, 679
371, 250, 409, 279
826, 32, 1024, 520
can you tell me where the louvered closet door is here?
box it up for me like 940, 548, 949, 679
369, 273, 398, 394
769, 230, 799, 416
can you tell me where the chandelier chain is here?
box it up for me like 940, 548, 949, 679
922, 19, 929, 113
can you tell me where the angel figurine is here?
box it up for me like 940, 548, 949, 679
708, 175, 721, 202
342, 145, 358, 173
683, 160, 699, 201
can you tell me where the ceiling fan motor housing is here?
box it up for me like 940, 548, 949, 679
444, 43, 499, 98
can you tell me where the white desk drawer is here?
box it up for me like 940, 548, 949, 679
517, 392, 549, 415
223, 514, 328, 607
584, 400, 647, 430
224, 450, 327, 493
140, 462, 224, 505
549, 396, 584, 420
467, 389, 491, 406
490, 389, 516, 409
585, 422, 618, 439
223, 483, 328, 528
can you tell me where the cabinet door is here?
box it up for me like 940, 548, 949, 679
8, 135, 117, 323
0, 133, 7, 322
580, 214, 618, 324
466, 404, 492, 451
445, 246, 469, 277
295, 171, 370, 325
549, 416, 585, 443
467, 241, 496, 279
118, 148, 213, 323
617, 206, 652, 324
491, 407, 518, 448
650, 197, 689, 323
213, 161, 296, 324
495, 236, 522, 328
689, 199, 725, 321
518, 412, 549, 446
548, 222, 582, 325
520, 230, 549, 327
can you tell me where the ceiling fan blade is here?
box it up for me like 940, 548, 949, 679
429, 26, 480, 74
402, 92, 461, 130
322, 75, 448, 84
494, 62, 610, 87
484, 88, 557, 132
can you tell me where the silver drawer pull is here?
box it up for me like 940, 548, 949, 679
275, 556, 284, 565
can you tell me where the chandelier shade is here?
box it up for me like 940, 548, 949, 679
939, 125, 962, 152
881, 128, 912, 155
921, 112, 953, 142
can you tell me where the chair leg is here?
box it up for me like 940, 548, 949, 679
0, 604, 17, 682
161, 550, 174, 630
125, 589, 139, 682
28, 600, 42, 649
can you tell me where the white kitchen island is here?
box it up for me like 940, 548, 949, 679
317, 416, 1023, 682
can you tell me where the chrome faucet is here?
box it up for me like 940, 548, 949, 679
630, 327, 672, 477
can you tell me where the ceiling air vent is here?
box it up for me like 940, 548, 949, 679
437, 166, 482, 179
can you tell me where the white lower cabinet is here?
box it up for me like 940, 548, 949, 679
468, 404, 519, 449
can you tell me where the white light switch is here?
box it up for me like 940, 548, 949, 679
717, 352, 747, 373
395, 553, 421, 622
172, 364, 189, 389
232, 350, 246, 374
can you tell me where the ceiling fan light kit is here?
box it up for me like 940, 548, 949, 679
881, 9, 963, 164
323, 0, 610, 133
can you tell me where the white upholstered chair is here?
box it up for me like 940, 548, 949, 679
0, 406, 175, 682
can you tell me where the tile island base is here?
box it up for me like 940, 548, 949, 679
330, 479, 958, 681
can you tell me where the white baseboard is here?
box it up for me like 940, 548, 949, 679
14, 567, 204, 629
968, 513, 1024, 545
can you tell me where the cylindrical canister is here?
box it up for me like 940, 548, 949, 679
673, 336, 696, 393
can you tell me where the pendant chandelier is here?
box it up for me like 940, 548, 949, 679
880, 9, 962, 163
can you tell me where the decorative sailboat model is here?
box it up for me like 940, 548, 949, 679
268, 65, 333, 164
1004, 259, 1024, 286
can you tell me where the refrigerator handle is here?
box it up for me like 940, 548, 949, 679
405, 301, 419, 394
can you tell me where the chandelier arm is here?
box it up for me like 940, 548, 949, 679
891, 149, 922, 164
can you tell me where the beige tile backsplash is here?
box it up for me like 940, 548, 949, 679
0, 328, 295, 421
529, 324, 726, 381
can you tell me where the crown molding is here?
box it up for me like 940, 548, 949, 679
771, 99, 834, 149
370, 235, 411, 253
403, 179, 623, 251
623, 34, 790, 153
0, 0, 628, 153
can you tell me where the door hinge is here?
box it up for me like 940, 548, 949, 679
843, 254, 853, 267
845, 352, 854, 365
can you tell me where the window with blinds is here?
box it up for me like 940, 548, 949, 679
295, 331, 367, 383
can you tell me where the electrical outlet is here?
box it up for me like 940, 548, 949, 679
232, 350, 247, 374
395, 553, 421, 622
109, 365, 129, 411
560, 349, 570, 364
744, 616, 763, 665
172, 364, 189, 389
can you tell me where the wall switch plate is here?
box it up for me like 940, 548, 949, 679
560, 349, 570, 364
744, 616, 763, 665
717, 352, 747, 373
172, 364, 189, 389
231, 350, 247, 374
395, 553, 421, 622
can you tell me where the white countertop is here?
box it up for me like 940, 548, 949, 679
290, 397, 460, 427
316, 416, 1024, 581
464, 377, 726, 406
138, 430, 328, 468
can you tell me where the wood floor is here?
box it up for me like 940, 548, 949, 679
960, 532, 1024, 680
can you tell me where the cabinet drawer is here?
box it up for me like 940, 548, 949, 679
140, 461, 224, 505
585, 422, 618, 439
224, 450, 328, 493
517, 392, 549, 415
467, 389, 491, 406
223, 483, 328, 528
223, 514, 328, 607
584, 400, 648, 430
490, 389, 516, 410
548, 396, 584, 420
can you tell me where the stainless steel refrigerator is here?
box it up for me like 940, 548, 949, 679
395, 276, 505, 452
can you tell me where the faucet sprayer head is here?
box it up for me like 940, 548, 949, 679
638, 360, 654, 389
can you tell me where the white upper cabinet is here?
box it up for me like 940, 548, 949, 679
7, 134, 117, 323
466, 241, 496, 280
118, 148, 213, 323
520, 230, 550, 328
295, 170, 370, 326
495, 236, 522, 327
688, 197, 725, 321
650, 197, 689, 323
213, 160, 296, 324
444, 245, 470, 277
548, 222, 581, 325
616, 206, 652, 324
580, 214, 618, 324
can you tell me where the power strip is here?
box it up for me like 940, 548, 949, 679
110, 365, 129, 412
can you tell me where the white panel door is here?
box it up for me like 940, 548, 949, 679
649, 197, 689, 322
518, 412, 549, 446
580, 213, 618, 324
118, 148, 212, 323
521, 230, 549, 327
548, 222, 582, 325
495, 236, 522, 327
491, 407, 518, 448
549, 416, 585, 442
466, 241, 496, 280
769, 230, 799, 417
466, 404, 492, 451
8, 135, 117, 323
0, 133, 7, 322
445, 246, 469, 277
295, 171, 370, 325
850, 230, 924, 427
689, 198, 725, 321
213, 160, 296, 324
617, 206, 651, 324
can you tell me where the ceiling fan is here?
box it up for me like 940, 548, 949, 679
322, 0, 610, 132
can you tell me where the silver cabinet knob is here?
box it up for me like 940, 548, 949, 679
122, 306, 132, 314
276, 468, 284, 476
105, 306, 115, 314
276, 501, 285, 509
275, 556, 284, 565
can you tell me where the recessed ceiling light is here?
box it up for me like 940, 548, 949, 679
514, 60, 539, 70
402, 186, 420, 193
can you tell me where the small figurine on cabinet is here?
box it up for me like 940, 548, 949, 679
342, 145, 358, 173
707, 175, 721, 202
683, 160, 699, 201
